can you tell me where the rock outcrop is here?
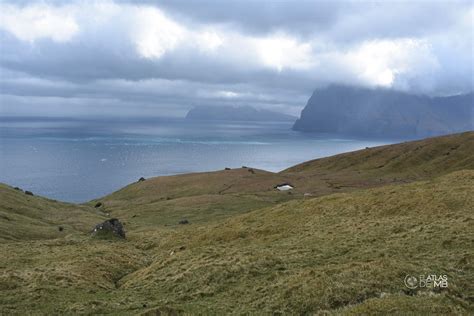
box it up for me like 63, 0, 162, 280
92, 218, 126, 239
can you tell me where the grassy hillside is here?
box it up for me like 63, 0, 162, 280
0, 132, 473, 314
0, 184, 105, 241
281, 131, 474, 196
0, 170, 472, 314
95, 168, 296, 228
284, 131, 474, 176
121, 170, 473, 314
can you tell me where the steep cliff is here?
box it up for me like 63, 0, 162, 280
293, 85, 473, 137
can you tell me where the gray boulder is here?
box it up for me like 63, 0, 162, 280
92, 218, 125, 239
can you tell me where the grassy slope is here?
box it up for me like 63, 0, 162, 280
96, 168, 296, 228
0, 184, 105, 241
284, 131, 474, 175
0, 170, 472, 314
282, 131, 474, 193
122, 170, 473, 314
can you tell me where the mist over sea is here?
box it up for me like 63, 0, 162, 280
0, 117, 396, 202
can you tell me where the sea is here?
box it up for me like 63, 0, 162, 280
0, 117, 397, 203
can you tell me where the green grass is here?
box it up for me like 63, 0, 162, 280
0, 132, 473, 314
94, 168, 297, 229
0, 170, 472, 314
0, 184, 105, 241
283, 131, 474, 186
121, 170, 473, 314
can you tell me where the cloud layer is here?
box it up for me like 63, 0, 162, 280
0, 0, 472, 117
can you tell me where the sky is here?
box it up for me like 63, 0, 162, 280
0, 0, 473, 118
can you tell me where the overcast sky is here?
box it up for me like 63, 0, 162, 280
0, 0, 472, 117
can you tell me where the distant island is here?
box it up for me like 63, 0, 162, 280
293, 84, 473, 137
186, 105, 296, 122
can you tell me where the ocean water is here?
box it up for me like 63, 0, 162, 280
0, 117, 395, 203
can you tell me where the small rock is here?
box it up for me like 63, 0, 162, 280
25, 191, 34, 196
94, 202, 102, 208
179, 219, 189, 225
224, 167, 231, 170
13, 187, 22, 191
138, 177, 146, 182
58, 226, 64, 232
242, 166, 248, 169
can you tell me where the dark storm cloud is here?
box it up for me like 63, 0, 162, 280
123, 0, 472, 40
0, 0, 472, 117
145, 0, 342, 36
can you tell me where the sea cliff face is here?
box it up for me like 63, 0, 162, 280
293, 85, 473, 137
